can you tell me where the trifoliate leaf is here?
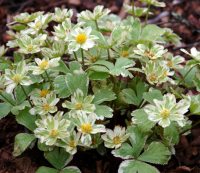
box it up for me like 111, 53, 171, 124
121, 88, 140, 106
138, 142, 171, 165
36, 166, 58, 173
164, 123, 179, 145
127, 126, 149, 158
131, 109, 156, 132
54, 75, 71, 98
44, 148, 72, 170
66, 73, 89, 96
112, 143, 134, 159
93, 89, 116, 104
143, 89, 163, 104
0, 103, 11, 120
94, 105, 113, 119
16, 108, 37, 131
118, 160, 159, 173
61, 166, 81, 173
13, 133, 36, 157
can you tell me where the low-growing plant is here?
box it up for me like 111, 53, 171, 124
0, 1, 200, 172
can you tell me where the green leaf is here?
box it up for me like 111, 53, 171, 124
164, 123, 179, 145
66, 73, 89, 96
95, 105, 113, 119
15, 85, 34, 104
36, 166, 58, 173
112, 143, 134, 159
53, 60, 70, 74
89, 71, 109, 80
131, 109, 155, 132
118, 160, 159, 173
13, 133, 36, 157
141, 24, 165, 41
44, 148, 72, 170
143, 89, 163, 104
16, 108, 37, 131
121, 88, 140, 106
54, 75, 71, 98
127, 126, 149, 158
190, 95, 200, 115
61, 166, 81, 173
0, 103, 11, 120
93, 89, 116, 104
138, 142, 171, 165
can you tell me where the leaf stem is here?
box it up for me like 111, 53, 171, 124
0, 92, 15, 106
145, 3, 151, 24
45, 71, 53, 89
20, 85, 33, 107
94, 20, 99, 31
107, 49, 111, 61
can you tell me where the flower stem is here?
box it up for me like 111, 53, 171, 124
94, 20, 99, 31
107, 49, 111, 61
177, 65, 197, 86
81, 49, 85, 70
73, 52, 78, 61
20, 85, 33, 107
131, 0, 135, 17
0, 92, 15, 106
145, 3, 151, 24
45, 71, 53, 89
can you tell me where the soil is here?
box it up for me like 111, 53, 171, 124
0, 0, 200, 173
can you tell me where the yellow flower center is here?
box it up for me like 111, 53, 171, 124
49, 129, 59, 137
27, 45, 34, 52
39, 60, 49, 70
35, 21, 42, 29
89, 56, 97, 63
69, 140, 76, 148
76, 33, 87, 44
149, 73, 157, 82
121, 50, 129, 57
42, 103, 51, 111
39, 89, 49, 97
81, 123, 92, 134
160, 109, 170, 119
113, 136, 121, 145
145, 51, 156, 60
75, 102, 83, 110
12, 74, 22, 84
167, 60, 173, 67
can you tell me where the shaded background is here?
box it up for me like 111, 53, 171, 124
0, 0, 200, 173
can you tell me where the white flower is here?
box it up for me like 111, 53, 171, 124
62, 89, 95, 115
4, 61, 32, 93
68, 27, 98, 53
30, 93, 59, 115
181, 47, 200, 62
142, 61, 174, 85
58, 131, 81, 155
53, 8, 73, 23
30, 57, 60, 75
34, 111, 71, 146
78, 5, 110, 21
134, 44, 167, 61
16, 34, 47, 54
140, 0, 166, 7
30, 88, 51, 100
164, 53, 185, 69
72, 112, 106, 146
25, 14, 52, 34
101, 126, 129, 149
144, 93, 190, 128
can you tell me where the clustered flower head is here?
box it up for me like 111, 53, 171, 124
0, 2, 198, 173
144, 93, 190, 127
